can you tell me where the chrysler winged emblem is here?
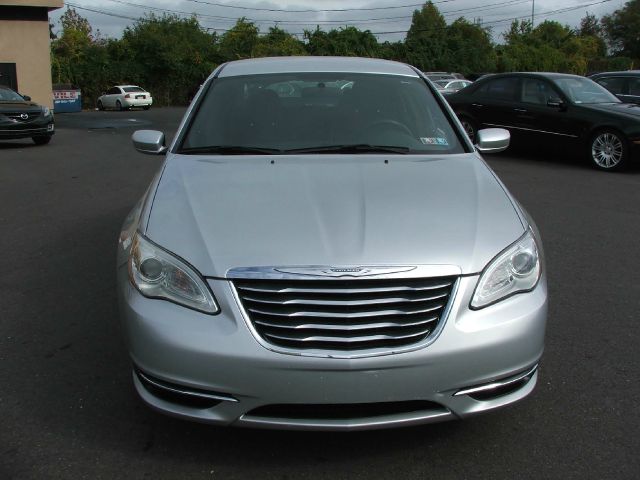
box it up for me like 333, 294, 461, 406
274, 266, 417, 277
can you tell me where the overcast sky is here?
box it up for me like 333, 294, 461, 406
50, 0, 628, 43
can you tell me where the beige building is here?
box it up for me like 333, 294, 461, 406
0, 0, 63, 108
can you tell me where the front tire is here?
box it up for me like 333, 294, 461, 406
97, 100, 104, 111
589, 129, 628, 171
32, 136, 51, 145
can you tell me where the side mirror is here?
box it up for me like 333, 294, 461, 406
132, 130, 168, 155
22, 94, 31, 101
101, 91, 106, 96
476, 128, 510, 154
547, 97, 565, 109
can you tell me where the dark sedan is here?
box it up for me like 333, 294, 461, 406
447, 72, 640, 171
0, 85, 54, 145
589, 70, 640, 105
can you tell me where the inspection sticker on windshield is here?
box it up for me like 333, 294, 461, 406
420, 137, 448, 146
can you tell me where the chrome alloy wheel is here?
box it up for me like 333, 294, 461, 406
461, 119, 476, 143
591, 132, 624, 169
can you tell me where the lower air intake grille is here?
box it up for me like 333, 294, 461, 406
247, 401, 447, 420
233, 276, 456, 352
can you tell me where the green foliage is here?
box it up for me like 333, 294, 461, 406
377, 41, 408, 62
219, 18, 259, 60
304, 26, 380, 57
499, 19, 608, 75
602, 0, 640, 61
405, 2, 448, 70
121, 15, 219, 105
252, 27, 306, 57
445, 19, 496, 75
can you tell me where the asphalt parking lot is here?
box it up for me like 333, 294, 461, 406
1, 107, 639, 479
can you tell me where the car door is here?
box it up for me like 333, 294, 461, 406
468, 76, 521, 130
107, 87, 121, 107
103, 87, 115, 107
510, 77, 579, 139
619, 77, 640, 104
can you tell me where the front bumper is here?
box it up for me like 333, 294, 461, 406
118, 269, 547, 430
0, 120, 54, 139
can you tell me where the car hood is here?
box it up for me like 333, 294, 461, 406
583, 102, 640, 119
0, 101, 41, 112
145, 154, 525, 277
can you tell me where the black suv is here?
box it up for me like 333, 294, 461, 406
447, 72, 640, 171
589, 71, 640, 105
0, 85, 54, 145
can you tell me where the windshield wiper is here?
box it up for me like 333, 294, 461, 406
284, 144, 411, 154
178, 145, 282, 155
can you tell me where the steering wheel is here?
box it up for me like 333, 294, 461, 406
359, 119, 413, 137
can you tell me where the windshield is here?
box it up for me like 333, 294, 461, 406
554, 77, 620, 104
123, 86, 145, 93
434, 80, 450, 88
179, 72, 465, 154
0, 87, 26, 102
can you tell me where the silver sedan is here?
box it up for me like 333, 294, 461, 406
117, 57, 547, 430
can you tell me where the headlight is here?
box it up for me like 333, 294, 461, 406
128, 233, 219, 314
471, 229, 541, 309
42, 107, 51, 117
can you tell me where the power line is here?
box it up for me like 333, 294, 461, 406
64, 0, 617, 37
98, 0, 530, 26
182, 0, 457, 13
369, 0, 618, 34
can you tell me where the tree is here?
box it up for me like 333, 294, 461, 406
445, 18, 496, 75
304, 26, 380, 57
122, 15, 219, 105
219, 18, 259, 60
602, 0, 640, 60
578, 12, 601, 37
60, 6, 93, 38
253, 27, 306, 57
378, 41, 407, 62
577, 12, 607, 58
405, 2, 448, 71
51, 8, 95, 88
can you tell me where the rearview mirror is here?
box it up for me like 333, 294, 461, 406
132, 130, 168, 155
21, 94, 31, 101
476, 128, 510, 154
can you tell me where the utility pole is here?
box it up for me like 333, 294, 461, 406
531, 0, 535, 27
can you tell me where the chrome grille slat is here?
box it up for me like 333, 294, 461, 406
248, 304, 445, 318
253, 316, 439, 331
241, 292, 448, 306
237, 282, 453, 295
264, 327, 432, 344
234, 276, 456, 352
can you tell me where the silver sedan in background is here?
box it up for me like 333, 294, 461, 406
117, 56, 547, 430
434, 79, 473, 95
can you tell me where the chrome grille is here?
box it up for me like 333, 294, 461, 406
233, 276, 456, 351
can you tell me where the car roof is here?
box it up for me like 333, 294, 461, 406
218, 56, 419, 78
589, 70, 640, 77
114, 85, 143, 88
476, 72, 586, 81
